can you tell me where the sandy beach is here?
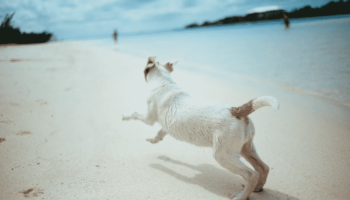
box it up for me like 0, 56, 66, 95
0, 41, 350, 200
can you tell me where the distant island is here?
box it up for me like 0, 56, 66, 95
185, 0, 350, 28
0, 13, 54, 45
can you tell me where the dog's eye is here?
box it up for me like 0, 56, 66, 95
145, 68, 149, 74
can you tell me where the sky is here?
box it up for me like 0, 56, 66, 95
0, 0, 334, 40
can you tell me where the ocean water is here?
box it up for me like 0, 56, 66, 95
109, 15, 350, 107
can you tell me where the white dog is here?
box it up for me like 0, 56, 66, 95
122, 56, 279, 200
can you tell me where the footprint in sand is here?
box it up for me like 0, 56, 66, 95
19, 188, 44, 198
17, 131, 32, 136
36, 99, 48, 105
10, 102, 20, 106
0, 120, 14, 124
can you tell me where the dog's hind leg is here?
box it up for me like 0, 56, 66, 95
241, 138, 269, 192
213, 137, 259, 200
146, 129, 167, 144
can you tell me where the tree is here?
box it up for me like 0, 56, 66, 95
0, 12, 15, 29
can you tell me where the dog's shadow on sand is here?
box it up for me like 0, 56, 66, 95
150, 156, 300, 200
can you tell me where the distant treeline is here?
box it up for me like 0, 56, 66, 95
186, 0, 350, 28
0, 13, 53, 45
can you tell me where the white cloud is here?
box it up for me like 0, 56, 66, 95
248, 5, 284, 14
1, 0, 244, 39
0, 0, 323, 40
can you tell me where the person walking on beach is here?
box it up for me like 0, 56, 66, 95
283, 13, 290, 28
113, 30, 118, 43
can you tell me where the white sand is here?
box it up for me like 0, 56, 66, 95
0, 41, 349, 200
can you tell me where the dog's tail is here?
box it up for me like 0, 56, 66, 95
229, 96, 279, 120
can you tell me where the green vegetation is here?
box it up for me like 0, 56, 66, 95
0, 13, 53, 45
186, 0, 350, 28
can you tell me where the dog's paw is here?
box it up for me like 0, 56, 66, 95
122, 112, 133, 121
146, 137, 160, 144
253, 180, 265, 192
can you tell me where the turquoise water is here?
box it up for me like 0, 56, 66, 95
114, 15, 350, 106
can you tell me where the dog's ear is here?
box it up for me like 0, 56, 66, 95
144, 56, 157, 82
163, 61, 178, 73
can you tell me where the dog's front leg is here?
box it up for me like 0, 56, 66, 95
122, 102, 157, 126
146, 129, 167, 144
122, 111, 156, 125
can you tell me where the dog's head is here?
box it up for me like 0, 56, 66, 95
144, 56, 178, 82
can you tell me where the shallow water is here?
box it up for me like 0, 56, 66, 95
102, 15, 350, 106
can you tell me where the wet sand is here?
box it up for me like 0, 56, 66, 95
0, 41, 349, 200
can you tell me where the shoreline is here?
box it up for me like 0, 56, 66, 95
2, 39, 350, 113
